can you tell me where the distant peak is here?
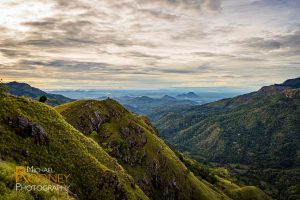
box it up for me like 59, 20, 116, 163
6, 81, 30, 86
161, 95, 176, 100
135, 96, 153, 100
280, 77, 300, 88
177, 92, 199, 98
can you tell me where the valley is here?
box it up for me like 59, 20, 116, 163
151, 77, 300, 199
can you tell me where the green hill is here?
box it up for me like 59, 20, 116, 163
151, 77, 300, 199
0, 94, 147, 200
5, 81, 73, 106
56, 99, 230, 200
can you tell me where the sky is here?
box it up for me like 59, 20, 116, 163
0, 0, 300, 89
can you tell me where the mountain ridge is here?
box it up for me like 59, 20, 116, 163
177, 92, 199, 99
56, 99, 229, 199
117, 95, 197, 115
55, 98, 270, 200
5, 81, 74, 106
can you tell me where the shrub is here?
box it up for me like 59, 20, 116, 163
39, 95, 47, 103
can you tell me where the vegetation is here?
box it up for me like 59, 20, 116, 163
39, 95, 47, 103
0, 160, 74, 200
56, 99, 230, 200
0, 91, 271, 199
151, 77, 300, 199
0, 94, 147, 200
174, 151, 270, 200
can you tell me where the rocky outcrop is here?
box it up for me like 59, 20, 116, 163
120, 123, 147, 147
5, 116, 49, 145
78, 112, 110, 135
58, 99, 227, 200
283, 88, 300, 98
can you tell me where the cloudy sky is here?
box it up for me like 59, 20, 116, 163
0, 0, 299, 89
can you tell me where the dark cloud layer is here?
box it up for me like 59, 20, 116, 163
239, 30, 300, 56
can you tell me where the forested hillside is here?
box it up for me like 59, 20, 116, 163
152, 77, 300, 199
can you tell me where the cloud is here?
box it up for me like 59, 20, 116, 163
250, 0, 300, 8
120, 52, 169, 60
238, 30, 300, 56
0, 0, 299, 89
138, 8, 180, 21
138, 0, 222, 13
239, 37, 281, 51
18, 60, 132, 73
0, 49, 31, 58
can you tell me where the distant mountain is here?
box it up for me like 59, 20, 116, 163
117, 95, 197, 115
6, 81, 74, 106
133, 96, 155, 103
177, 92, 199, 99
152, 77, 300, 199
98, 95, 109, 100
278, 77, 300, 88
161, 95, 177, 101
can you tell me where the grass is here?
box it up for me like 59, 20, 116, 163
0, 94, 148, 200
56, 99, 232, 200
0, 160, 74, 200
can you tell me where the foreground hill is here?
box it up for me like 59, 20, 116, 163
0, 160, 76, 200
152, 77, 300, 199
56, 99, 226, 199
0, 94, 148, 199
6, 81, 73, 106
56, 99, 268, 200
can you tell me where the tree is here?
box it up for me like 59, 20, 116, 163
39, 95, 47, 103
0, 79, 9, 96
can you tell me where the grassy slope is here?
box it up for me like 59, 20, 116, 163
56, 99, 230, 200
0, 94, 147, 200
